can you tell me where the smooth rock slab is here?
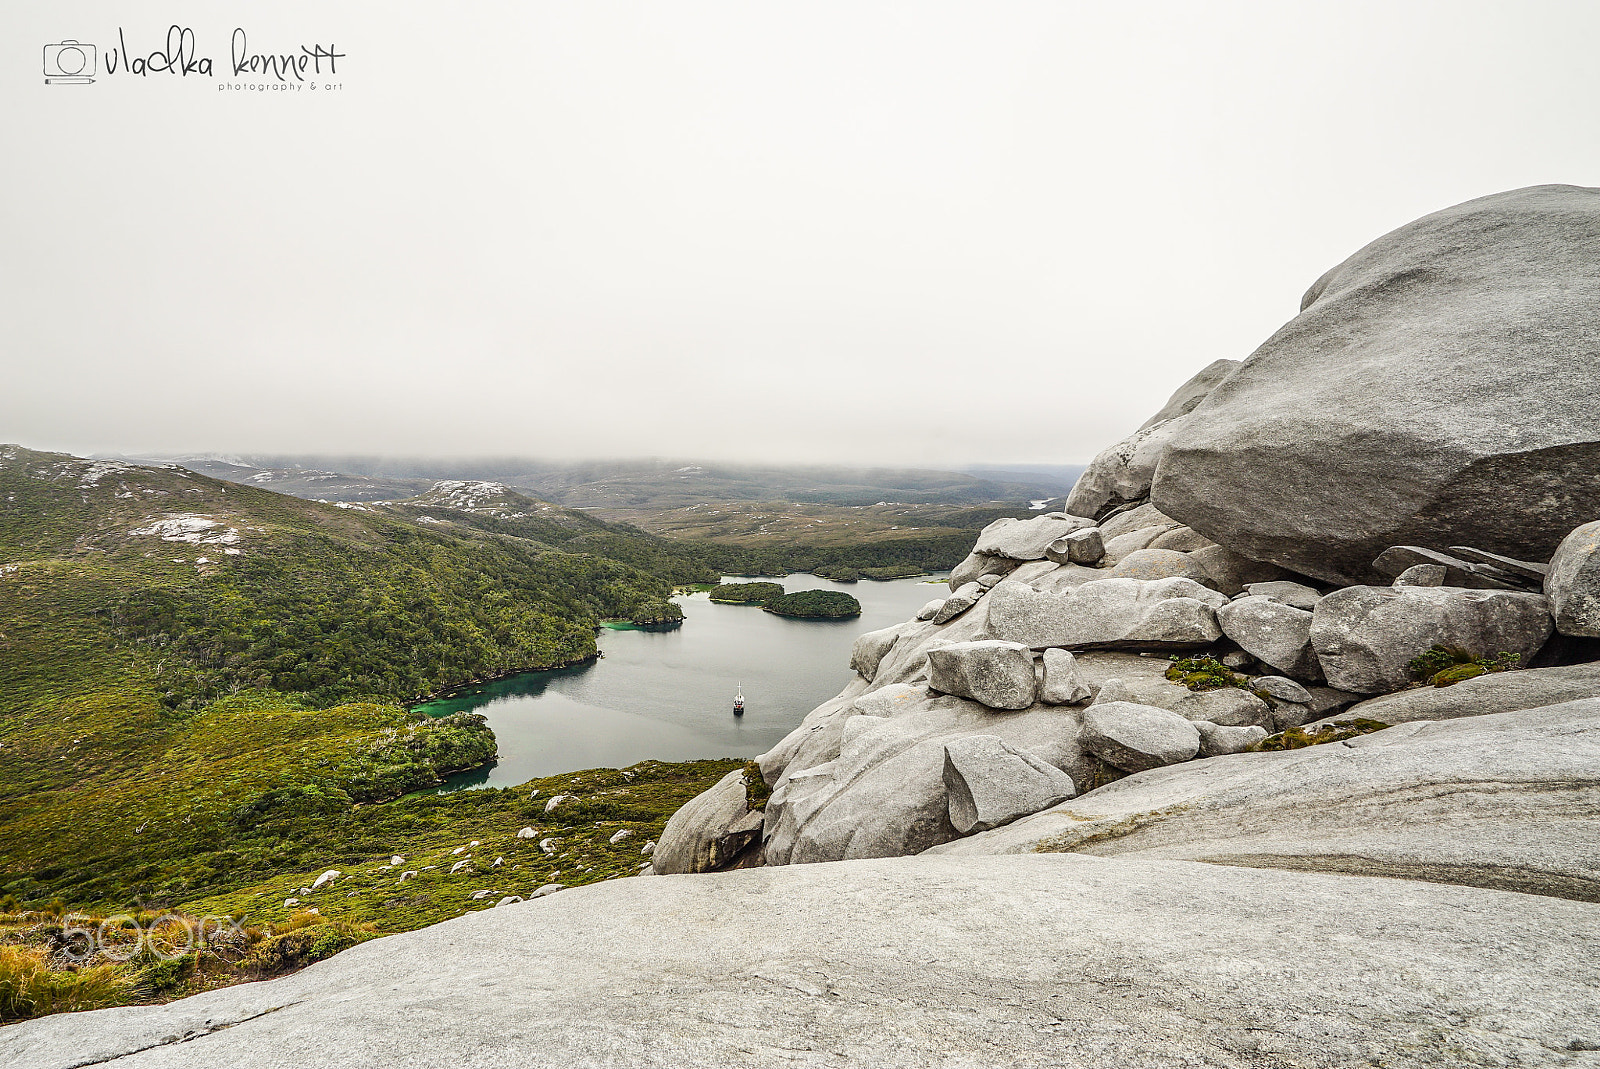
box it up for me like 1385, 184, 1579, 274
1546, 520, 1600, 636
927, 640, 1036, 710
1322, 660, 1600, 729
1194, 720, 1268, 757
933, 699, 1600, 906
1092, 676, 1274, 729
11, 854, 1600, 1069
1106, 547, 1214, 585
986, 576, 1227, 650
1081, 701, 1201, 771
1310, 585, 1554, 693
1243, 580, 1323, 610
942, 735, 1077, 834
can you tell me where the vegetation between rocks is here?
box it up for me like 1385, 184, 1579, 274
1406, 645, 1522, 688
1249, 719, 1390, 751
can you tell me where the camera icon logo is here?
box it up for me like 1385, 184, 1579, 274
44, 40, 97, 84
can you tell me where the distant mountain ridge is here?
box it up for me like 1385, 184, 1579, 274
108, 454, 1078, 508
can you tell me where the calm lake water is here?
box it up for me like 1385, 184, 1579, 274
413, 572, 948, 791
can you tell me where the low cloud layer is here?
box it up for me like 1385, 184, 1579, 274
5, 1, 1598, 465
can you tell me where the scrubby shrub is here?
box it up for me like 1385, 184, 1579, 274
1165, 656, 1248, 691
1249, 718, 1390, 751
743, 761, 771, 810
1406, 645, 1520, 687
0, 945, 129, 1021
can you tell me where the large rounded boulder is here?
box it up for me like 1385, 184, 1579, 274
1151, 184, 1600, 585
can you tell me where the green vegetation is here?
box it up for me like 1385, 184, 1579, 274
763, 590, 862, 619
1165, 655, 1250, 691
0, 447, 743, 999
708, 581, 784, 605
1249, 719, 1390, 751
0, 905, 376, 1022
742, 761, 771, 810
1406, 645, 1522, 687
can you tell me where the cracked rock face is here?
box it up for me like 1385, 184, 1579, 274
1152, 184, 1600, 585
941, 734, 1076, 834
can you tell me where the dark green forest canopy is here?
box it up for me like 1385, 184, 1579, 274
708, 581, 785, 605
763, 589, 863, 618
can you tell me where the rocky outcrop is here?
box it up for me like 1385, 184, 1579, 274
1151, 184, 1600, 585
1064, 358, 1240, 520
971, 514, 1092, 560
1309, 585, 1553, 693
1080, 702, 1201, 771
932, 699, 1600, 903
1546, 520, 1600, 636
986, 576, 1227, 649
651, 768, 759, 875
1216, 595, 1322, 681
1318, 660, 1600, 728
926, 640, 1036, 709
760, 688, 1093, 864
1091, 674, 1273, 729
1038, 647, 1091, 704
941, 735, 1076, 834
12, 854, 1600, 1069
848, 625, 902, 681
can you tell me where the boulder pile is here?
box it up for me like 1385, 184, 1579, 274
658, 184, 1600, 874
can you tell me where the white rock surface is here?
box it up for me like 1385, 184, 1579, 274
1080, 701, 1201, 771
1045, 527, 1104, 565
761, 692, 1091, 865
941, 735, 1076, 834
1219, 596, 1323, 681
1093, 675, 1273, 729
926, 640, 1036, 710
1193, 720, 1268, 757
1038, 648, 1091, 705
1310, 585, 1554, 693
310, 870, 339, 891
932, 699, 1600, 906
11, 854, 1600, 1069
971, 514, 1094, 561
1242, 580, 1323, 609
1546, 519, 1600, 636
651, 768, 754, 875
849, 625, 902, 681
1321, 660, 1600, 729
986, 577, 1227, 650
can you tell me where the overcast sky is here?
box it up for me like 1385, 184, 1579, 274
3, 1, 1597, 467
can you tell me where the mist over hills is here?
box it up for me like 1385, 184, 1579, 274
109, 454, 1082, 509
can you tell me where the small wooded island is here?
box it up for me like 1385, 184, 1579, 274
763, 589, 863, 619
708, 581, 786, 605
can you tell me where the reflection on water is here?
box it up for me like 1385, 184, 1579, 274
413, 571, 948, 791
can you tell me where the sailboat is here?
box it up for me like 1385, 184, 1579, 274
733, 682, 745, 716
